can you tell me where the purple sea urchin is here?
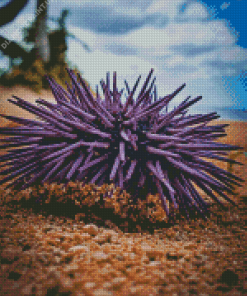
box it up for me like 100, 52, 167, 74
0, 69, 244, 219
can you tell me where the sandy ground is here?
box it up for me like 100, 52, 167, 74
0, 86, 246, 296
0, 85, 56, 126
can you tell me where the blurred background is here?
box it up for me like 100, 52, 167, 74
0, 0, 246, 120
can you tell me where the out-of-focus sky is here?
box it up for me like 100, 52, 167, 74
0, 0, 246, 113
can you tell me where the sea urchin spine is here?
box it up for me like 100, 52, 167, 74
0, 68, 244, 219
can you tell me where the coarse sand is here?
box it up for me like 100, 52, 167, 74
0, 86, 246, 296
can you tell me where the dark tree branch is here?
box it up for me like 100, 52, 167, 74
0, 0, 30, 27
0, 35, 29, 59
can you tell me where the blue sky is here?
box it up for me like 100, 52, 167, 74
0, 0, 246, 112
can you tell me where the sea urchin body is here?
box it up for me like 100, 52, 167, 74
0, 69, 244, 219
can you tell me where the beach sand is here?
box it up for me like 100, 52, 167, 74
0, 85, 56, 126
0, 86, 246, 296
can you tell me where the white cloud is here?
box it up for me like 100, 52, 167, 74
118, 19, 236, 56
146, 0, 185, 18
64, 0, 246, 109
217, 46, 247, 62
206, 20, 237, 45
180, 2, 209, 19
